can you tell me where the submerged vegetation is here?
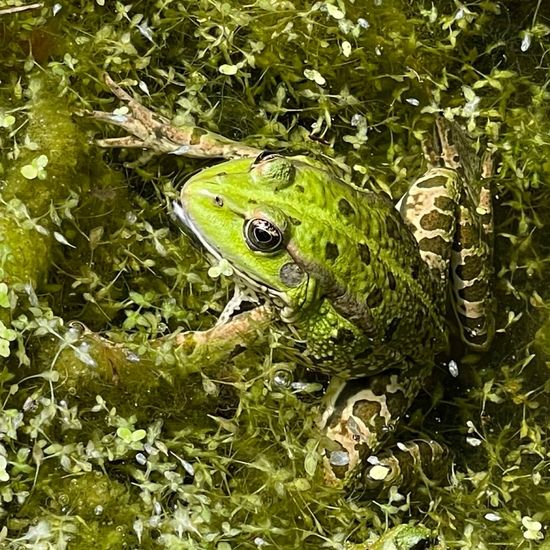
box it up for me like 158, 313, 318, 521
0, 0, 550, 547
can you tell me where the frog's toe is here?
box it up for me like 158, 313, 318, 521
360, 439, 449, 496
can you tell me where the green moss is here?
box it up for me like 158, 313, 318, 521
0, 76, 83, 288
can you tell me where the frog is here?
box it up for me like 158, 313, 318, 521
89, 74, 494, 493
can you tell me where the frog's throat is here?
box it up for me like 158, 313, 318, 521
173, 200, 306, 321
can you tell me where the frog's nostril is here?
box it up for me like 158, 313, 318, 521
214, 196, 224, 207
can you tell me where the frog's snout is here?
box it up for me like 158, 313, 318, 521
180, 179, 225, 212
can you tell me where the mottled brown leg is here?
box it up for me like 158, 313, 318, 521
360, 439, 449, 496
84, 74, 261, 159
319, 366, 448, 493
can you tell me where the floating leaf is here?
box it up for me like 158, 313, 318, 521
219, 64, 238, 75
208, 258, 234, 278
0, 114, 15, 128
326, 4, 345, 20
131, 429, 147, 442
0, 456, 9, 482
20, 164, 38, 180
117, 427, 133, 441
341, 40, 352, 57
0, 283, 9, 309
35, 155, 48, 168
0, 340, 10, 358
304, 69, 326, 86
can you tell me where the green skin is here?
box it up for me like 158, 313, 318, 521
179, 154, 447, 378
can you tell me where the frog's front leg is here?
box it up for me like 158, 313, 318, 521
319, 366, 448, 494
173, 304, 275, 365
86, 74, 261, 160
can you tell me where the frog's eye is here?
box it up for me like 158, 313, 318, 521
252, 151, 282, 165
244, 218, 284, 252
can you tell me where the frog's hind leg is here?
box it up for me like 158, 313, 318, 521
397, 122, 495, 351
396, 167, 461, 289
319, 368, 449, 494
396, 165, 494, 351
450, 153, 494, 350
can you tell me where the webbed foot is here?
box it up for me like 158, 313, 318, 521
82, 74, 261, 159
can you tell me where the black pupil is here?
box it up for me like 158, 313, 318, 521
246, 219, 282, 251
255, 226, 274, 243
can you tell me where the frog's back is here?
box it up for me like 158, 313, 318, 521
283, 163, 447, 375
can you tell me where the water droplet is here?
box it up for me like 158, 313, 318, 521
136, 453, 147, 465
67, 321, 85, 338
23, 397, 36, 412
272, 369, 293, 389
124, 350, 141, 363
448, 359, 459, 377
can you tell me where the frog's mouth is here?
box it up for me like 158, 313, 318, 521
172, 200, 291, 319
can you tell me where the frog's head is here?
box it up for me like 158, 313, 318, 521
175, 153, 321, 320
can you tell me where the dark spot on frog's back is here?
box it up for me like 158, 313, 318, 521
358, 243, 371, 266
338, 198, 354, 217
384, 318, 400, 341
325, 242, 339, 260
458, 313, 484, 331
337, 328, 355, 344
366, 288, 383, 308
387, 271, 397, 290
454, 222, 476, 250
434, 195, 455, 212
417, 175, 450, 188
463, 329, 489, 348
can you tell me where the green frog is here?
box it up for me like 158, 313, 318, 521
90, 75, 494, 492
